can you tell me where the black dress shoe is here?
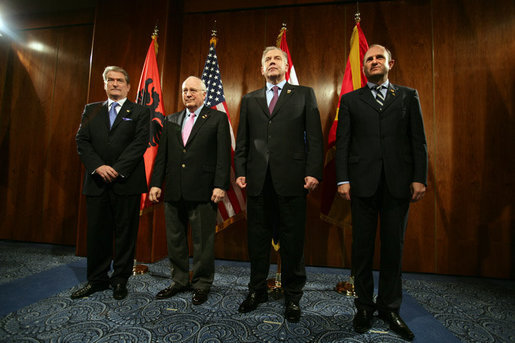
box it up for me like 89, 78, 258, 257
285, 301, 301, 323
353, 308, 373, 333
238, 291, 268, 313
70, 283, 108, 299
113, 283, 128, 300
379, 311, 415, 341
192, 289, 209, 305
156, 284, 189, 299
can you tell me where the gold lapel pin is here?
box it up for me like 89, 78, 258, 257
202, 115, 207, 119
287, 89, 292, 94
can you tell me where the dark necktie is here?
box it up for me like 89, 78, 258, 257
375, 86, 385, 107
109, 102, 119, 128
268, 86, 279, 114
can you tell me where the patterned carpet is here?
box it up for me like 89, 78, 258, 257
0, 240, 513, 343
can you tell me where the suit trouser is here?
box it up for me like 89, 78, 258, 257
351, 172, 410, 313
246, 170, 307, 303
164, 200, 216, 291
86, 190, 140, 286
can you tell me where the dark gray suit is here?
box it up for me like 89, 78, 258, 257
336, 83, 427, 313
150, 106, 231, 291
235, 82, 324, 302
76, 99, 150, 286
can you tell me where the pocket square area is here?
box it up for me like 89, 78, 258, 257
122, 117, 133, 121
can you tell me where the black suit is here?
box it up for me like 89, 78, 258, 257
76, 99, 150, 286
150, 106, 231, 291
235, 82, 324, 302
336, 83, 427, 313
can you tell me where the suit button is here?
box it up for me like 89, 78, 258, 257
181, 164, 186, 168
183, 149, 186, 153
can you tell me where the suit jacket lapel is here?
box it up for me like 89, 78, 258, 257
381, 84, 399, 111
359, 86, 382, 112
256, 87, 269, 117
175, 110, 187, 144
270, 83, 295, 117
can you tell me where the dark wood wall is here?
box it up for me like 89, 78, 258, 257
0, 0, 513, 279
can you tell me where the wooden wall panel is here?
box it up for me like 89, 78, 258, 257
0, 23, 93, 244
433, 0, 514, 278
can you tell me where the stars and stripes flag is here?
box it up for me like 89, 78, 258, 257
276, 26, 299, 85
201, 36, 246, 232
136, 33, 166, 213
320, 20, 369, 228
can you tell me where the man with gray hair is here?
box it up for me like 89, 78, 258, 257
149, 76, 231, 305
235, 47, 324, 322
74, 66, 150, 300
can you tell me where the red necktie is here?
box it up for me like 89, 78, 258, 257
182, 113, 196, 145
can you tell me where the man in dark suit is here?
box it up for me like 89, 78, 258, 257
336, 44, 427, 341
148, 76, 231, 305
74, 66, 150, 300
234, 46, 324, 322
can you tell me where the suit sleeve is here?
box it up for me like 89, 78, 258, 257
408, 89, 428, 185
112, 106, 150, 177
234, 95, 249, 178
149, 116, 169, 188
304, 87, 324, 181
214, 112, 231, 190
76, 104, 105, 174
335, 94, 351, 183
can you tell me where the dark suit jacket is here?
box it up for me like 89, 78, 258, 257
150, 107, 231, 202
235, 83, 324, 197
76, 100, 150, 196
335, 84, 428, 199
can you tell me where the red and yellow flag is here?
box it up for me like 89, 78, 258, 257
136, 33, 166, 212
320, 21, 368, 227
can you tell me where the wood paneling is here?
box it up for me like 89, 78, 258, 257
0, 23, 93, 244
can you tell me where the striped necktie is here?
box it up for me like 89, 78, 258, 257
375, 86, 385, 107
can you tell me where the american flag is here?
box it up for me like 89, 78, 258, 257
201, 37, 246, 231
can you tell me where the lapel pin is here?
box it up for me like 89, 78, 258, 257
287, 89, 292, 94
202, 115, 207, 119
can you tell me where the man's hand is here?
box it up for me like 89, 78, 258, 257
211, 188, 226, 203
304, 176, 319, 192
95, 165, 119, 183
149, 187, 162, 203
337, 183, 351, 201
236, 176, 247, 189
410, 182, 426, 202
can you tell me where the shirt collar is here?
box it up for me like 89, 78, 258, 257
266, 79, 287, 92
108, 97, 127, 107
368, 80, 390, 90
189, 104, 204, 116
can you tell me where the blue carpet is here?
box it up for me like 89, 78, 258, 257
0, 241, 514, 342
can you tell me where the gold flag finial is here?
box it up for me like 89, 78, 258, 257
210, 20, 218, 47
152, 24, 159, 55
276, 23, 287, 47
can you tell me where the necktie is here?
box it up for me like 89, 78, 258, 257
109, 102, 119, 128
375, 86, 385, 107
182, 112, 196, 145
268, 86, 279, 114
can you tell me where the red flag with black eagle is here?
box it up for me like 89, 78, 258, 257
136, 36, 166, 212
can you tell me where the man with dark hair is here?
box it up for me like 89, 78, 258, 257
336, 45, 428, 341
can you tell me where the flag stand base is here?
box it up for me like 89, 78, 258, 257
267, 273, 283, 300
335, 277, 355, 296
133, 264, 148, 275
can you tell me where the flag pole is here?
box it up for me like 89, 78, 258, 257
133, 25, 161, 276
333, 11, 362, 296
